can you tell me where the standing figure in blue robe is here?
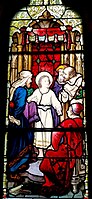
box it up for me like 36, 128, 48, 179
7, 70, 35, 182
53, 65, 67, 98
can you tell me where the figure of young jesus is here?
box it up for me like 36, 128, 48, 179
27, 71, 62, 157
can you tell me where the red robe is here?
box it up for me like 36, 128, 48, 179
39, 117, 83, 192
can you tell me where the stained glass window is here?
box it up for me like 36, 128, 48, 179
3, 0, 88, 198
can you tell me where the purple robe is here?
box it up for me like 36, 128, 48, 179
23, 101, 40, 124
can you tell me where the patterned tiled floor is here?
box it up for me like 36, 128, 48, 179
7, 182, 84, 199
7, 191, 83, 198
7, 163, 84, 199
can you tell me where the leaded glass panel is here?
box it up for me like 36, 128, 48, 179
3, 1, 88, 198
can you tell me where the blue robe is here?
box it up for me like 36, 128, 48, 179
7, 86, 34, 174
53, 81, 63, 98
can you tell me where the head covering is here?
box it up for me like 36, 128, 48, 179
10, 70, 32, 101
56, 64, 67, 72
71, 103, 83, 115
19, 70, 32, 79
36, 71, 53, 87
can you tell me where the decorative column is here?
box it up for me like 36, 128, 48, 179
22, 34, 30, 70
84, 131, 88, 199
83, 59, 88, 199
6, 63, 11, 126
61, 42, 64, 64
75, 36, 82, 72
28, 43, 32, 70
24, 54, 28, 70
3, 132, 8, 198
70, 32, 75, 67
64, 33, 69, 64
71, 159, 80, 194
10, 55, 18, 83
70, 43, 75, 67
10, 43, 18, 83
17, 45, 23, 73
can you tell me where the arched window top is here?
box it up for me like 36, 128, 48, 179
9, 0, 83, 47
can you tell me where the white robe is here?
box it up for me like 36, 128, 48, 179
59, 74, 82, 103
27, 88, 62, 148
